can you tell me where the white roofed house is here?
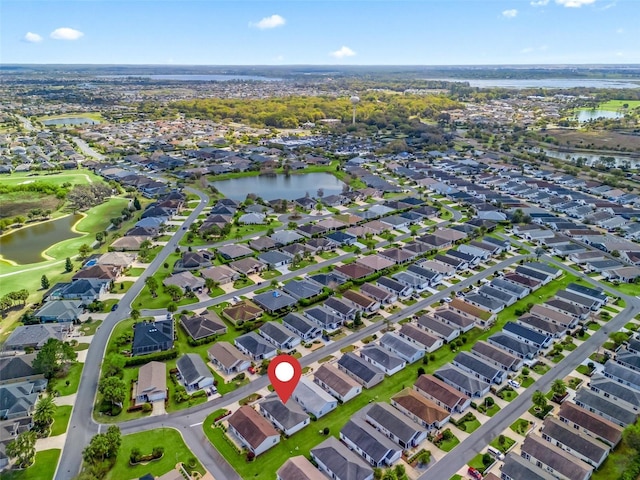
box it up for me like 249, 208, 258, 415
292, 376, 338, 419
379, 332, 424, 364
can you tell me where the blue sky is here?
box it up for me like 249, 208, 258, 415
2, 0, 638, 64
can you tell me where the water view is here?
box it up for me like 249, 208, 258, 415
434, 78, 640, 89
42, 117, 100, 126
211, 173, 347, 201
574, 109, 625, 123
536, 148, 640, 169
0, 214, 83, 265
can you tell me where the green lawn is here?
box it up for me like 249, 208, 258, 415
532, 362, 551, 375
289, 259, 318, 271
576, 364, 594, 376
111, 281, 134, 293
455, 414, 481, 433
127, 267, 145, 276
0, 168, 102, 187
2, 449, 60, 480
490, 435, 516, 453
596, 99, 640, 111
49, 361, 83, 396
79, 319, 102, 335
95, 366, 153, 423
592, 427, 638, 480
510, 418, 533, 436
601, 280, 640, 297
318, 251, 339, 260
496, 387, 518, 402
435, 430, 461, 452
233, 277, 255, 289
468, 453, 489, 474
260, 270, 282, 280
106, 428, 204, 480
50, 405, 72, 436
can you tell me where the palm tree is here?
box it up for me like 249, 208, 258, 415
551, 379, 567, 399
532, 390, 547, 410
33, 396, 56, 433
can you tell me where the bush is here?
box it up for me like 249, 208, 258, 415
142, 403, 152, 413
232, 373, 246, 382
124, 349, 178, 367
482, 453, 492, 466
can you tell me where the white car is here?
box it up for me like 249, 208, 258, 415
508, 379, 521, 389
443, 297, 452, 303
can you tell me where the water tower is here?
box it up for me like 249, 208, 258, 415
350, 95, 360, 124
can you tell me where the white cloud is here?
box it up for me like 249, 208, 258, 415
249, 14, 286, 29
330, 46, 356, 59
555, 0, 596, 7
23, 32, 43, 43
50, 27, 84, 40
531, 0, 550, 5
502, 9, 518, 17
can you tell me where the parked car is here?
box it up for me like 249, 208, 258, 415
443, 297, 452, 303
508, 379, 521, 389
111, 303, 119, 311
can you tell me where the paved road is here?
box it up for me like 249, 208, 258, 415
418, 235, 640, 479
53, 187, 209, 480
71, 137, 106, 161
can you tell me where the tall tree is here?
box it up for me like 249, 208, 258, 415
130, 308, 141, 321
99, 377, 126, 407
7, 431, 36, 468
623, 421, 640, 452
103, 354, 126, 378
145, 276, 159, 297
33, 338, 76, 379
65, 257, 73, 273
78, 244, 91, 259
164, 284, 183, 302
133, 197, 142, 210
41, 274, 50, 290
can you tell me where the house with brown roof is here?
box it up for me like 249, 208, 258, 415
391, 388, 450, 431
230, 257, 267, 275
180, 312, 227, 341
334, 263, 374, 280
379, 248, 415, 264
355, 255, 395, 272
361, 220, 389, 234
360, 283, 396, 305
277, 456, 326, 480
227, 406, 280, 456
342, 290, 380, 316
200, 265, 239, 285
448, 299, 494, 326
414, 374, 471, 413
313, 364, 362, 403
72, 264, 120, 282
207, 342, 251, 375
520, 435, 592, 480
110, 235, 147, 251
398, 323, 443, 353
558, 402, 623, 447
222, 301, 263, 326
530, 304, 577, 329
135, 361, 167, 403
433, 228, 467, 243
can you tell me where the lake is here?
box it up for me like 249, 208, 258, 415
100, 74, 281, 82
211, 173, 346, 201
432, 78, 640, 89
0, 214, 83, 265
535, 147, 640, 169
574, 109, 624, 122
42, 117, 100, 126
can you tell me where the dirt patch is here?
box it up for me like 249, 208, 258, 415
0, 192, 62, 218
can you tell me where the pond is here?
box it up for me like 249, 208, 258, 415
211, 173, 347, 201
574, 109, 624, 123
534, 147, 640, 169
0, 214, 83, 265
42, 117, 100, 126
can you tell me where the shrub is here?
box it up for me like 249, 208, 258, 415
142, 403, 152, 413
482, 453, 492, 466
124, 349, 178, 367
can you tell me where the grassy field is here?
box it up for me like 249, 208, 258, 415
105, 428, 204, 480
2, 449, 60, 480
592, 429, 638, 480
597, 99, 640, 111
49, 361, 83, 396
50, 405, 73, 436
0, 169, 102, 187
36, 112, 104, 122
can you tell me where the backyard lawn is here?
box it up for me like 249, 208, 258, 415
106, 428, 204, 480
2, 449, 60, 480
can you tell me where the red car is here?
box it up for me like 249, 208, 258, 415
468, 467, 483, 480
248, 366, 256, 374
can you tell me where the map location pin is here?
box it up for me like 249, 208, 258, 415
268, 354, 302, 404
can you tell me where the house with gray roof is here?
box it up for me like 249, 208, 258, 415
282, 279, 322, 301
258, 251, 292, 268
303, 306, 343, 332
416, 315, 460, 343
311, 436, 374, 480
435, 365, 491, 398
180, 312, 226, 341
282, 313, 321, 341
323, 297, 357, 321
453, 351, 506, 386
517, 314, 566, 338
464, 293, 506, 314
0, 354, 41, 385
432, 309, 476, 333
574, 388, 638, 427
270, 230, 303, 246
615, 351, 640, 372
523, 262, 562, 279
379, 332, 423, 364
488, 332, 540, 359
252, 290, 297, 314
163, 271, 205, 292
259, 394, 310, 436
376, 276, 412, 298
543, 298, 589, 320
132, 319, 174, 356
314, 364, 362, 403
176, 353, 214, 392
406, 264, 442, 287
34, 300, 83, 323
515, 266, 552, 284
307, 271, 347, 288
490, 278, 529, 299
3, 324, 69, 351
135, 361, 167, 403
392, 271, 429, 292
555, 289, 600, 310
234, 332, 277, 361
501, 453, 556, 480
520, 434, 592, 480
338, 352, 385, 388
54, 279, 109, 303
216, 244, 254, 261
541, 417, 609, 469
503, 322, 552, 349
398, 324, 442, 353
360, 283, 396, 305
471, 341, 523, 371
340, 418, 402, 468
604, 360, 640, 390
589, 374, 640, 411
365, 402, 427, 449
292, 376, 337, 419
207, 342, 251, 375
0, 380, 45, 420
259, 321, 301, 351
359, 345, 406, 375
558, 402, 623, 447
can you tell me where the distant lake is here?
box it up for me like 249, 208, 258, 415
0, 214, 83, 265
536, 147, 640, 169
42, 117, 100, 126
100, 74, 281, 82
211, 173, 346, 201
574, 109, 624, 122
433, 78, 640, 89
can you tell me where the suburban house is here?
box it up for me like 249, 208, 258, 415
541, 417, 609, 469
343, 290, 381, 316
503, 322, 552, 349
323, 297, 358, 322
337, 353, 385, 388
253, 290, 297, 314
227, 406, 280, 456
34, 300, 83, 323
340, 418, 403, 468
131, 319, 174, 356
603, 361, 640, 392
360, 283, 396, 305
0, 380, 45, 420
173, 251, 212, 272
432, 309, 476, 333
180, 312, 227, 341
520, 434, 592, 480
292, 376, 338, 419
558, 402, 623, 447
258, 251, 293, 268
163, 271, 205, 292
359, 345, 406, 376
281, 313, 321, 341
488, 332, 540, 360
574, 389, 637, 428
3, 324, 70, 351
416, 315, 460, 343
207, 342, 251, 375
377, 276, 413, 299
176, 353, 215, 392
310, 436, 374, 480
391, 388, 450, 431
282, 279, 323, 301
379, 332, 424, 364
200, 265, 240, 285
501, 453, 556, 480
276, 456, 327, 480
452, 351, 506, 385
435, 365, 491, 398
259, 394, 310, 436
414, 374, 471, 413
398, 324, 443, 353
259, 321, 301, 351
230, 257, 267, 276
222, 300, 263, 326
471, 341, 522, 371
313, 364, 362, 403
303, 307, 344, 332
365, 402, 428, 449
234, 332, 277, 361
135, 361, 167, 403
